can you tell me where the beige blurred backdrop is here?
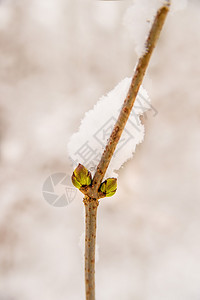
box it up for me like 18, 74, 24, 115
0, 0, 200, 299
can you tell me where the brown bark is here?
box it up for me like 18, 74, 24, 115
83, 4, 170, 300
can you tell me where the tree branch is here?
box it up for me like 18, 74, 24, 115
84, 197, 99, 300
91, 4, 169, 196
75, 4, 170, 300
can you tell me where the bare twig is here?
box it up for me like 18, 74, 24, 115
77, 4, 170, 300
84, 197, 99, 300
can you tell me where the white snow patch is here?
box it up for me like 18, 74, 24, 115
68, 77, 152, 178
123, 0, 188, 56
123, 0, 163, 56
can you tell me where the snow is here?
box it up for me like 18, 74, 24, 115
123, 0, 188, 56
68, 78, 151, 177
123, 0, 162, 56
0, 0, 199, 300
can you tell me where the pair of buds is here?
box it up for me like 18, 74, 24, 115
72, 164, 117, 197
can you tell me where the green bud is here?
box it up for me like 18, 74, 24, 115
71, 164, 92, 189
100, 178, 117, 197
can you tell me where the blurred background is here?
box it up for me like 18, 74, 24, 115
0, 0, 200, 299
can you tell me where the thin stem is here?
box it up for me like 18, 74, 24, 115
83, 4, 170, 300
92, 5, 169, 192
84, 197, 99, 300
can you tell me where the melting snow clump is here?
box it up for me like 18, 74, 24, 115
68, 78, 154, 178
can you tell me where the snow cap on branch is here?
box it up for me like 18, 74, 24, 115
123, 0, 187, 56
68, 78, 153, 178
